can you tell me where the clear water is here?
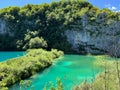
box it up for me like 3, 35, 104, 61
0, 52, 25, 62
9, 55, 103, 90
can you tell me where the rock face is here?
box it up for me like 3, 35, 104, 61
0, 11, 120, 56
65, 14, 120, 56
0, 19, 7, 34
0, 19, 14, 36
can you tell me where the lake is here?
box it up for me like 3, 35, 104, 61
7, 54, 103, 90
0, 52, 25, 62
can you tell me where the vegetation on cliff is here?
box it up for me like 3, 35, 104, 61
0, 0, 120, 90
0, 0, 119, 53
0, 49, 64, 89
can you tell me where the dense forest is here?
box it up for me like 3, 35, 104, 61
0, 0, 120, 90
0, 0, 119, 53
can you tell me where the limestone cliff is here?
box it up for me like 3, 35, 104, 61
65, 14, 120, 56
0, 1, 120, 56
0, 19, 7, 34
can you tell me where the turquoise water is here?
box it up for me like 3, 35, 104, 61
9, 55, 103, 90
0, 52, 25, 62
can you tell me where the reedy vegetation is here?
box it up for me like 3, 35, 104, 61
73, 56, 120, 90
0, 49, 64, 89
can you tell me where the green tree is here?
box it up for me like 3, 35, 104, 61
29, 37, 47, 49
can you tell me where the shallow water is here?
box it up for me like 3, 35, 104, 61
0, 52, 25, 62
9, 55, 103, 90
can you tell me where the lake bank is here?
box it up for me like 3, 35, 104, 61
9, 55, 103, 90
0, 49, 63, 89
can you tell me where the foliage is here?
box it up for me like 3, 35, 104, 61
0, 0, 119, 53
0, 0, 92, 52
28, 37, 47, 49
73, 56, 120, 90
19, 80, 33, 90
43, 78, 63, 90
50, 78, 63, 90
73, 80, 90, 90
0, 0, 120, 89
0, 49, 64, 88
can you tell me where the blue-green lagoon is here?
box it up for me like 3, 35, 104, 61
8, 55, 102, 90
0, 52, 25, 62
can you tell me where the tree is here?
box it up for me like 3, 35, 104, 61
29, 37, 47, 49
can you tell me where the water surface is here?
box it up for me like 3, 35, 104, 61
9, 55, 103, 90
0, 52, 25, 62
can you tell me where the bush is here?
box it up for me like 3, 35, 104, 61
0, 49, 64, 88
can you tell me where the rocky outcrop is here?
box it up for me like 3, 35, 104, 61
65, 14, 120, 56
0, 6, 120, 56
0, 19, 14, 36
0, 19, 7, 34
